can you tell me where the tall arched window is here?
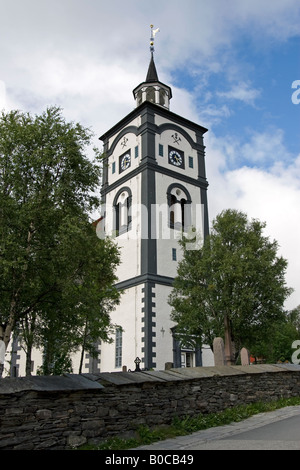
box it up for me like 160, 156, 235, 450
159, 89, 166, 106
167, 184, 191, 232
169, 194, 177, 228
181, 198, 187, 229
136, 90, 143, 106
146, 86, 155, 103
113, 187, 132, 236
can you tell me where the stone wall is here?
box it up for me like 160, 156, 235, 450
1, 364, 300, 450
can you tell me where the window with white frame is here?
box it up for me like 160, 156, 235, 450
115, 328, 122, 368
167, 184, 191, 232
113, 187, 132, 236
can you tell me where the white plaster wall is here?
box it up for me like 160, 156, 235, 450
4, 341, 104, 377
99, 284, 144, 372
155, 172, 204, 278
155, 114, 197, 142
155, 123, 198, 180
107, 131, 141, 187
104, 173, 142, 282
3, 344, 44, 377
153, 284, 176, 370
107, 116, 141, 150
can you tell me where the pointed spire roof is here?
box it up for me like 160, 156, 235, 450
146, 53, 159, 83
132, 26, 172, 109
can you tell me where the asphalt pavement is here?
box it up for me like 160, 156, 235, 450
134, 405, 300, 450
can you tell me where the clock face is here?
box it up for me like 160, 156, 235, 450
168, 147, 184, 169
119, 152, 131, 172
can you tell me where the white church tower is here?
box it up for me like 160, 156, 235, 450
98, 27, 210, 371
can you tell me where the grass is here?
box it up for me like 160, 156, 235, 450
79, 396, 300, 450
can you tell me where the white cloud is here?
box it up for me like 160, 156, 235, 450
0, 81, 6, 110
206, 134, 300, 310
217, 82, 261, 106
229, 0, 300, 40
241, 129, 293, 165
214, 128, 294, 169
170, 86, 201, 123
229, 165, 300, 310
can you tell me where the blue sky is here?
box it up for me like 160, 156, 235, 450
202, 36, 300, 159
169, 27, 300, 165
0, 0, 299, 310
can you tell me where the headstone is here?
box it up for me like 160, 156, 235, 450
224, 314, 234, 365
213, 337, 226, 366
240, 347, 250, 366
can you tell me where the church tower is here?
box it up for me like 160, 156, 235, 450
98, 27, 209, 371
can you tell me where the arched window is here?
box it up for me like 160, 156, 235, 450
136, 90, 143, 106
181, 198, 187, 229
167, 184, 191, 232
146, 86, 155, 103
115, 327, 122, 368
159, 89, 166, 106
113, 187, 132, 236
169, 194, 177, 228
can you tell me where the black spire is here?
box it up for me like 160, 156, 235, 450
146, 53, 159, 83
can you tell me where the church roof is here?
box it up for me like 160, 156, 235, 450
132, 54, 172, 100
146, 53, 159, 83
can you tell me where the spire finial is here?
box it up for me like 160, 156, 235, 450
150, 24, 160, 54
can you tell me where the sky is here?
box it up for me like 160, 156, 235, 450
0, 0, 299, 310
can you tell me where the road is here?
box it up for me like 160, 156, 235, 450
134, 405, 300, 450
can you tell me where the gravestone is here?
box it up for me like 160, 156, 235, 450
213, 337, 226, 366
240, 347, 250, 365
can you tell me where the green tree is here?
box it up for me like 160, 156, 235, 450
0, 107, 120, 375
287, 305, 300, 335
169, 209, 293, 363
249, 305, 300, 363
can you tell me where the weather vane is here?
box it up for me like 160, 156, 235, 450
150, 24, 160, 54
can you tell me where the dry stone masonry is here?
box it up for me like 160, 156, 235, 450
1, 364, 300, 450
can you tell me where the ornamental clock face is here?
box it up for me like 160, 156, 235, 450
168, 147, 184, 169
119, 151, 131, 173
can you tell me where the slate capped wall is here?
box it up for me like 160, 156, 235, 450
0, 364, 300, 450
